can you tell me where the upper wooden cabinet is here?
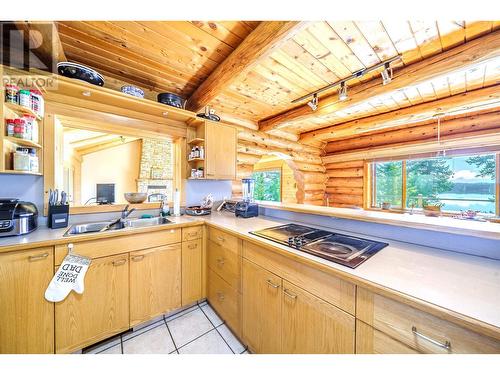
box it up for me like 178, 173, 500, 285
187, 120, 237, 180
0, 247, 54, 354
55, 253, 130, 353
130, 244, 182, 326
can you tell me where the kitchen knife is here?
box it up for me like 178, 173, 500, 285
54, 189, 59, 205
61, 191, 68, 205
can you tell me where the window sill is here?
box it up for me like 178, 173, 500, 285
257, 201, 500, 241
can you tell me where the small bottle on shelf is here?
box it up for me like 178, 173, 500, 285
199, 145, 204, 159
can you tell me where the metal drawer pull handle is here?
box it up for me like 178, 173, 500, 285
216, 258, 225, 266
113, 259, 127, 266
412, 326, 451, 350
188, 244, 197, 249
284, 289, 297, 300
29, 253, 49, 261
266, 279, 280, 289
131, 255, 145, 261
216, 291, 225, 301
217, 236, 225, 242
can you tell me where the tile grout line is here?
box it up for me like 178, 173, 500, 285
175, 326, 219, 351
198, 302, 235, 354
121, 320, 166, 343
164, 315, 179, 353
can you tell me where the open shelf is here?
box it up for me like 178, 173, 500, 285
4, 102, 42, 121
188, 157, 205, 162
4, 136, 42, 149
187, 177, 206, 180
187, 138, 205, 145
1, 169, 42, 176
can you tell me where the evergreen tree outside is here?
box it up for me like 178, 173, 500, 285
252, 170, 281, 202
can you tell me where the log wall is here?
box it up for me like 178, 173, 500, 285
322, 111, 500, 209
233, 128, 326, 206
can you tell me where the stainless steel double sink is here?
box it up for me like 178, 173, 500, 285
64, 216, 172, 236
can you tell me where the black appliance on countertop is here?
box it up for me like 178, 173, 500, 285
235, 201, 259, 218
0, 199, 38, 237
251, 223, 388, 268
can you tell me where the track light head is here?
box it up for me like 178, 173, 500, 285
307, 93, 319, 111
339, 82, 348, 101
381, 62, 392, 85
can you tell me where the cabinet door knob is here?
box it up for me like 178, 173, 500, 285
29, 253, 49, 261
131, 255, 145, 261
216, 258, 225, 267
216, 291, 225, 301
266, 279, 280, 289
112, 259, 127, 266
188, 244, 197, 249
217, 236, 225, 242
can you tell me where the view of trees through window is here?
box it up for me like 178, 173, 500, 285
373, 153, 497, 214
252, 170, 281, 202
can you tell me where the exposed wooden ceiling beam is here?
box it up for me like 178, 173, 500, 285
299, 85, 500, 143
259, 30, 500, 133
15, 21, 66, 66
185, 21, 310, 112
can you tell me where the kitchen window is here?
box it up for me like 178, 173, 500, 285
370, 152, 499, 215
252, 169, 281, 202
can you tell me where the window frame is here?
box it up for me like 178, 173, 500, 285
251, 167, 283, 203
368, 151, 500, 217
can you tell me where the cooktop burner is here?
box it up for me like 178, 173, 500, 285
250, 224, 388, 268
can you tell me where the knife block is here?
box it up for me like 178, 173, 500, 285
48, 204, 70, 229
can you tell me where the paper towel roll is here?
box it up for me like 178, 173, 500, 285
173, 188, 180, 216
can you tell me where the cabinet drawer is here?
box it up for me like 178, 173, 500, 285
356, 320, 419, 354
182, 226, 202, 242
207, 268, 240, 335
55, 229, 181, 264
208, 239, 241, 291
243, 240, 355, 315
208, 227, 238, 251
357, 288, 500, 354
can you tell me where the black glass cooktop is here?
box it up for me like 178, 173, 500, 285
250, 224, 388, 268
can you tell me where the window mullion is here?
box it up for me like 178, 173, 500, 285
402, 160, 407, 209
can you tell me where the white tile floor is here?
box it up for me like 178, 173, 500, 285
83, 301, 248, 354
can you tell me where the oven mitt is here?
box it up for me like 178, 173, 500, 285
45, 253, 91, 302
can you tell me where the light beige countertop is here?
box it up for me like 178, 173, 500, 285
203, 212, 500, 332
258, 201, 500, 240
1, 211, 499, 335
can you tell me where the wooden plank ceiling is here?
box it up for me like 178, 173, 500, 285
56, 20, 499, 143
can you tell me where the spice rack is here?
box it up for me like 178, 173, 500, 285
186, 123, 206, 179
1, 67, 45, 176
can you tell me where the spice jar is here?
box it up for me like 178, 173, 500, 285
6, 119, 15, 137
29, 149, 39, 173
30, 89, 44, 116
22, 114, 35, 140
13, 118, 26, 139
5, 84, 19, 104
13, 147, 31, 171
19, 89, 31, 108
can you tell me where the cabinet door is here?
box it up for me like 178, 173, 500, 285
205, 121, 236, 180
242, 259, 282, 354
55, 254, 129, 353
182, 239, 202, 305
282, 280, 355, 354
130, 244, 181, 326
0, 248, 54, 354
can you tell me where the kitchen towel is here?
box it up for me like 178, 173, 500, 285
45, 253, 91, 302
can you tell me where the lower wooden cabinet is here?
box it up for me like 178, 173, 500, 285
130, 244, 182, 326
0, 247, 54, 354
242, 258, 282, 354
356, 319, 419, 354
207, 268, 241, 335
55, 253, 129, 353
282, 280, 355, 354
181, 239, 202, 305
